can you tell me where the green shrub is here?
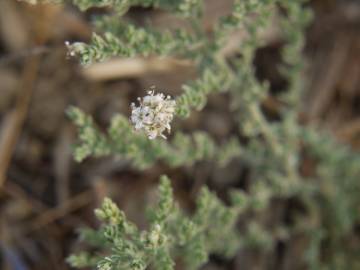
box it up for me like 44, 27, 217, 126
24, 0, 360, 269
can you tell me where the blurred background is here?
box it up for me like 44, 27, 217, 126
0, 0, 359, 269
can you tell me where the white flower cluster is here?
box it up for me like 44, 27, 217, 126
65, 41, 85, 57
130, 90, 176, 139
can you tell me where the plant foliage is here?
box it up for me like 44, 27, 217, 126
24, 0, 360, 269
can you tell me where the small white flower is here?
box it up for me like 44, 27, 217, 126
65, 41, 87, 58
130, 89, 176, 139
